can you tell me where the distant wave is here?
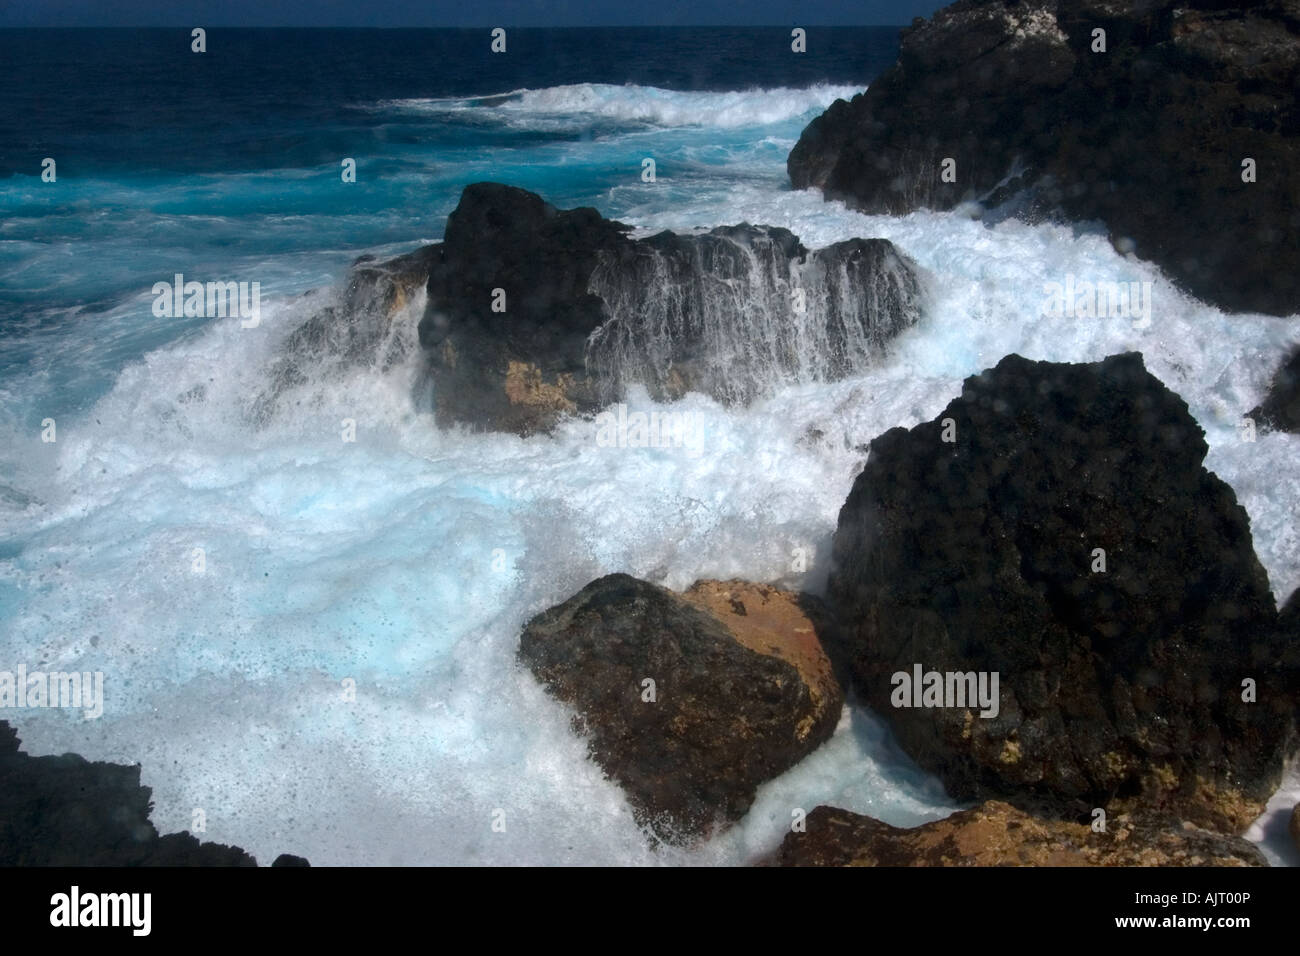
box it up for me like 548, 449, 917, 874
365, 82, 862, 129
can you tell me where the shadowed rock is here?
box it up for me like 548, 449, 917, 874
789, 0, 1300, 315
0, 721, 304, 865
420, 184, 924, 433
827, 351, 1292, 833
518, 574, 843, 844
257, 183, 925, 435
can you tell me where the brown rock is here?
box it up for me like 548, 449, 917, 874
774, 802, 1268, 867
518, 574, 843, 844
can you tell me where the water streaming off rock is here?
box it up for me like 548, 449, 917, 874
585, 227, 925, 405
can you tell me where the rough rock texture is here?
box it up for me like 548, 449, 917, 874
789, 0, 1300, 315
517, 574, 843, 843
256, 183, 924, 434
0, 721, 295, 865
827, 351, 1292, 833
1290, 803, 1300, 853
416, 183, 923, 434
773, 802, 1268, 866
248, 244, 439, 425
1247, 345, 1300, 433
1279, 586, 1300, 712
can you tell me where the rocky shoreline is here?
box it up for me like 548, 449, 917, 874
788, 0, 1300, 316
0, 721, 307, 866
513, 352, 1299, 865
255, 182, 926, 436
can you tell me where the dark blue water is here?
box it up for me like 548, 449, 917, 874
0, 28, 896, 174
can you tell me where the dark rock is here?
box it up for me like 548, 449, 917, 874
1247, 345, 1300, 433
772, 802, 1268, 866
1279, 587, 1300, 712
250, 185, 927, 435
518, 575, 843, 844
0, 721, 303, 865
827, 351, 1292, 833
789, 0, 1300, 315
249, 243, 441, 426
271, 853, 312, 867
420, 184, 923, 433
258, 183, 925, 434
1291, 802, 1300, 853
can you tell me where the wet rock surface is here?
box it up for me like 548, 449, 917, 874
518, 574, 843, 843
827, 351, 1291, 833
0, 721, 300, 866
789, 0, 1300, 315
773, 801, 1269, 866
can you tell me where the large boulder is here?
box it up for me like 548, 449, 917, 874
827, 351, 1292, 833
789, 0, 1300, 315
773, 801, 1268, 866
417, 183, 923, 434
256, 183, 925, 435
517, 575, 843, 844
0, 721, 294, 865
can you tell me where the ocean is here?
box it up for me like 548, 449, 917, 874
1, 27, 1297, 865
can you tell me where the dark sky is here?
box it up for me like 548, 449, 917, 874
0, 0, 946, 27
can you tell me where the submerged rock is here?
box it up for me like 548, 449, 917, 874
827, 351, 1292, 833
0, 721, 302, 865
789, 0, 1300, 315
773, 802, 1268, 867
517, 575, 843, 844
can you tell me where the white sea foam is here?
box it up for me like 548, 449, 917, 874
375, 82, 862, 130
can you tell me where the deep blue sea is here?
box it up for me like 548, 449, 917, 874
2, 27, 1298, 865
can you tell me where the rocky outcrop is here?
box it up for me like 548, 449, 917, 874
420, 183, 924, 433
773, 802, 1268, 866
827, 351, 1292, 833
248, 244, 438, 426
517, 575, 843, 844
789, 0, 1300, 315
0, 721, 300, 865
262, 183, 924, 435
1247, 345, 1300, 433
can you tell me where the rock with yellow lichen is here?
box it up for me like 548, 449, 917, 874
771, 802, 1268, 867
518, 574, 843, 844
